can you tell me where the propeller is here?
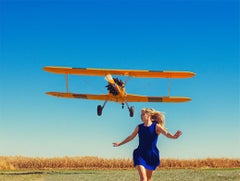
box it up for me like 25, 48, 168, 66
104, 74, 124, 96
104, 74, 115, 84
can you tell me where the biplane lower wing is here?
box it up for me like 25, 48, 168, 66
46, 92, 191, 103
46, 92, 109, 101
43, 66, 195, 78
126, 94, 191, 102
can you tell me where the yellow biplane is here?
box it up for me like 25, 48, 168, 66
43, 66, 195, 117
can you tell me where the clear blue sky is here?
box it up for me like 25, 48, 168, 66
1, 0, 239, 159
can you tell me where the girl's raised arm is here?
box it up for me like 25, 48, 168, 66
113, 126, 139, 147
156, 124, 182, 139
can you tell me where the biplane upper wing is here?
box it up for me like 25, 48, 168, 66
46, 92, 191, 103
43, 66, 195, 78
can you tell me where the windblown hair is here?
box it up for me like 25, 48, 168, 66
141, 108, 165, 128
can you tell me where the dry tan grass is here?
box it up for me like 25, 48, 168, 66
160, 158, 240, 169
0, 156, 239, 170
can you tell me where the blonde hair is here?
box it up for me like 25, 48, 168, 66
141, 108, 165, 127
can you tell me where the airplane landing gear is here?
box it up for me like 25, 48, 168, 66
129, 106, 134, 117
97, 105, 103, 116
97, 100, 107, 116
125, 101, 134, 117
97, 101, 134, 117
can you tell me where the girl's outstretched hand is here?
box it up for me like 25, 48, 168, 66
174, 130, 182, 139
112, 142, 120, 147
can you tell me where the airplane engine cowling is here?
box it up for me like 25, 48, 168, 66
105, 78, 124, 96
106, 84, 119, 96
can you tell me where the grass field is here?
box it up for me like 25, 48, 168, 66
0, 156, 239, 180
0, 169, 240, 181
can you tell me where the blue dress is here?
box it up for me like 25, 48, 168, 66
133, 122, 160, 170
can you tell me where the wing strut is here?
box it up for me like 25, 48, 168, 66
66, 74, 69, 93
124, 76, 131, 85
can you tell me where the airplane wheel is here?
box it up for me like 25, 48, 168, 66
129, 106, 134, 117
97, 105, 103, 116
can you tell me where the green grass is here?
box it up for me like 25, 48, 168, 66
0, 169, 239, 181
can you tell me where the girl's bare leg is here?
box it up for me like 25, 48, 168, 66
146, 169, 153, 181
135, 165, 147, 181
